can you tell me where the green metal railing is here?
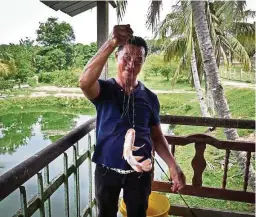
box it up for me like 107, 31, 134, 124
0, 117, 96, 217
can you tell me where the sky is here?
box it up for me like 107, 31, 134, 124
0, 0, 255, 45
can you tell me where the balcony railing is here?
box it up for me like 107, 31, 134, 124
0, 115, 255, 217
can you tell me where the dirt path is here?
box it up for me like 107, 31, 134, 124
29, 80, 254, 98
33, 79, 255, 93
26, 85, 195, 98
222, 80, 255, 89
33, 85, 196, 94
1, 80, 254, 99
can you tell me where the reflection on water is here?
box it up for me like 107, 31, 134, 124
0, 112, 168, 217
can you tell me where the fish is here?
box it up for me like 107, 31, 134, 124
123, 128, 145, 172
141, 158, 152, 172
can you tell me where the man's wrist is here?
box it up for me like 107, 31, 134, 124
168, 158, 178, 170
109, 38, 118, 48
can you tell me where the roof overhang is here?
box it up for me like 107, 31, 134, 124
40, 1, 116, 17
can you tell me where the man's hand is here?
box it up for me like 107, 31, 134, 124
169, 164, 186, 192
111, 24, 133, 47
80, 25, 133, 100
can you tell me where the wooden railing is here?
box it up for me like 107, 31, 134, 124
152, 115, 255, 217
0, 115, 255, 217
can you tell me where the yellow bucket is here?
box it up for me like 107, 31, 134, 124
119, 192, 170, 217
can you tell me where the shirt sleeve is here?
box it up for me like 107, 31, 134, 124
149, 95, 160, 126
89, 79, 112, 105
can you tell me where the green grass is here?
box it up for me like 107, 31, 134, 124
225, 88, 255, 119
144, 77, 193, 91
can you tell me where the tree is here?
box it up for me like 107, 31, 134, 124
34, 47, 66, 72
36, 17, 75, 47
19, 37, 35, 48
36, 17, 76, 69
73, 42, 98, 69
152, 1, 254, 115
158, 66, 174, 81
191, 0, 254, 190
7, 44, 35, 83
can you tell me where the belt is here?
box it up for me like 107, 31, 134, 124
102, 164, 134, 174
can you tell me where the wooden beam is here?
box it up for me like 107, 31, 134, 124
152, 182, 255, 203
169, 204, 255, 217
97, 1, 109, 80
109, 1, 117, 8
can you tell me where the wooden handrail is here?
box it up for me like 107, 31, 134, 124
165, 134, 255, 152
160, 115, 255, 129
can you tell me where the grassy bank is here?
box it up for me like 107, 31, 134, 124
0, 97, 96, 116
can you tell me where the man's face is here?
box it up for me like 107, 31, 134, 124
116, 44, 145, 80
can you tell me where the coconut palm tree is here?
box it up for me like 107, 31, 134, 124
191, 0, 255, 190
153, 1, 255, 116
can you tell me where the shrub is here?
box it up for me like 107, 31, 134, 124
0, 80, 15, 90
38, 70, 79, 87
158, 66, 175, 81
27, 76, 38, 87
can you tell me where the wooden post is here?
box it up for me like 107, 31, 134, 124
97, 1, 109, 80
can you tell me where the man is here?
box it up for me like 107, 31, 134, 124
79, 25, 186, 217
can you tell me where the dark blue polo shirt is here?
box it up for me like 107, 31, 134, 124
90, 78, 160, 170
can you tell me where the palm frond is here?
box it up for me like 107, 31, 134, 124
243, 9, 256, 20
220, 44, 229, 71
162, 37, 187, 61
154, 12, 186, 39
206, 2, 218, 49
154, 2, 191, 39
0, 59, 16, 77
228, 36, 251, 71
146, 0, 163, 32
219, 35, 232, 51
234, 1, 247, 17
171, 55, 187, 88
229, 22, 255, 37
115, 0, 128, 24
0, 62, 10, 76
215, 1, 247, 25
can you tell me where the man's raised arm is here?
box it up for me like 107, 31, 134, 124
79, 25, 133, 100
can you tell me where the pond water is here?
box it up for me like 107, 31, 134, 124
0, 112, 168, 217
